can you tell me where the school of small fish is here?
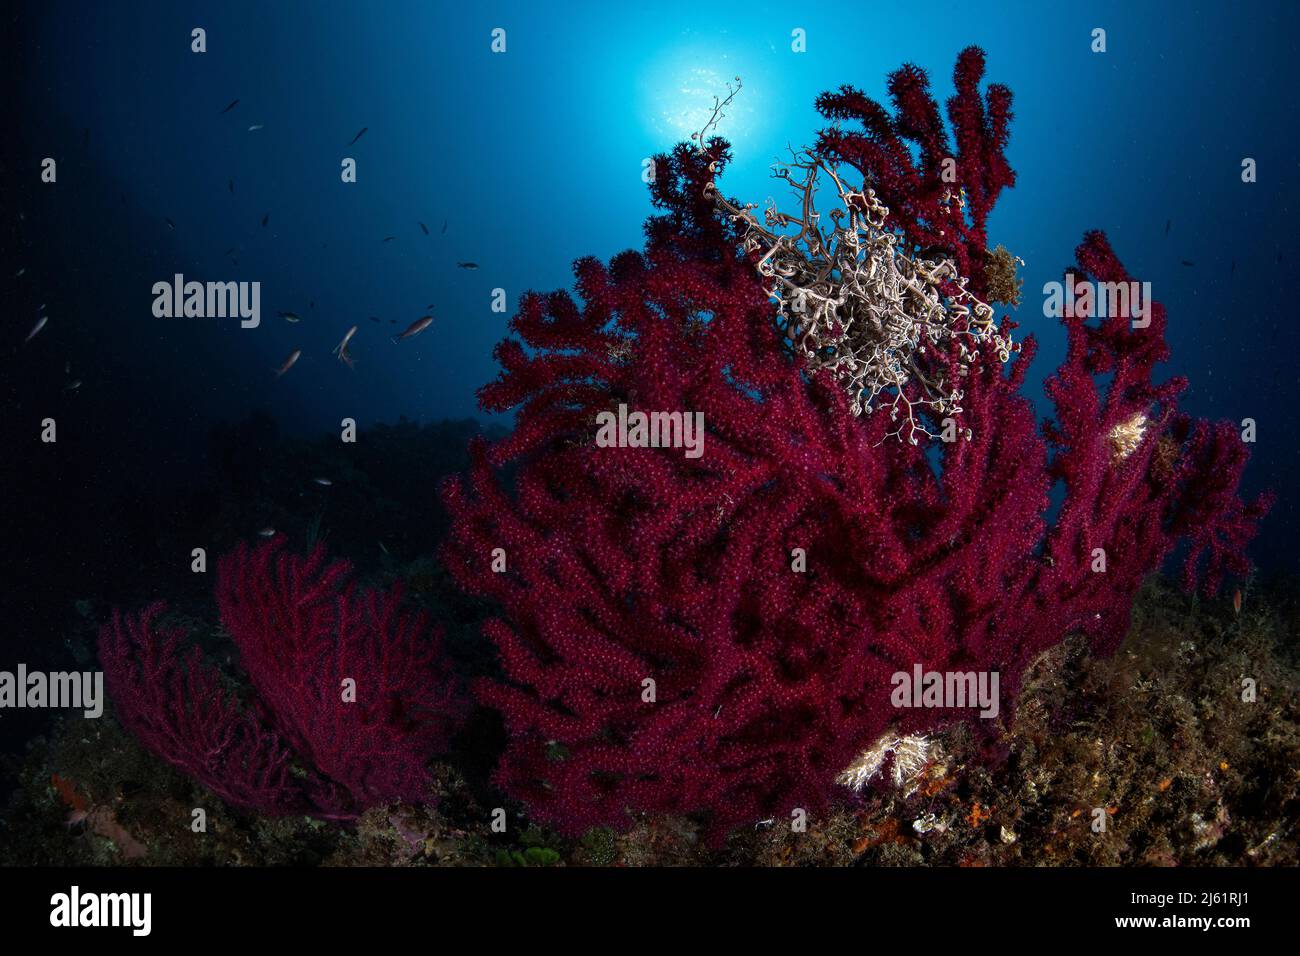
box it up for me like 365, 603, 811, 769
10, 96, 496, 468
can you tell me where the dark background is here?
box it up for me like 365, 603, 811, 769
2, 1, 1296, 762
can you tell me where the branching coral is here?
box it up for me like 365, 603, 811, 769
100, 538, 464, 820
441, 48, 1267, 843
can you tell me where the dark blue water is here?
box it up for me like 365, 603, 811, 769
3, 0, 1296, 733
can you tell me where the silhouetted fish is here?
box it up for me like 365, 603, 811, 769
223, 247, 236, 257
441, 220, 447, 234
1180, 260, 1194, 267
24, 315, 48, 344
333, 325, 359, 368
1164, 219, 1171, 236
278, 311, 301, 323
229, 179, 234, 194
457, 262, 479, 270
219, 99, 240, 114
262, 213, 269, 227
1231, 259, 1236, 275
165, 218, 175, 230
348, 127, 368, 146
369, 316, 381, 323
273, 349, 301, 378
382, 236, 396, 242
392, 315, 433, 342
248, 124, 264, 132
419, 221, 429, 235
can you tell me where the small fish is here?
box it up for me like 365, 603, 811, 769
369, 316, 381, 323
1180, 260, 1194, 267
273, 349, 302, 378
39, 303, 47, 312
278, 311, 301, 323
419, 221, 429, 235
65, 380, 82, 391
15, 268, 25, 277
310, 301, 315, 309
219, 99, 240, 114
24, 315, 48, 343
1231, 259, 1237, 276
457, 261, 479, 270
262, 213, 269, 227
1164, 219, 1171, 236
312, 477, 333, 487
333, 324, 359, 368
258, 527, 277, 538
392, 315, 433, 342
165, 218, 176, 230
382, 236, 396, 243
229, 178, 234, 194
224, 247, 236, 256
64, 361, 70, 374
1233, 589, 1242, 614
248, 124, 264, 132
441, 220, 447, 234
378, 540, 390, 556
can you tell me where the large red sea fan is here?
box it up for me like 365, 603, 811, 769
442, 49, 1268, 841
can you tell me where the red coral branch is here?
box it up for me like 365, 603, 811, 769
100, 539, 464, 819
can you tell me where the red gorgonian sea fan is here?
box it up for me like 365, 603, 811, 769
441, 48, 1269, 841
99, 538, 463, 820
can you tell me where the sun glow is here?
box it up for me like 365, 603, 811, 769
640, 46, 762, 149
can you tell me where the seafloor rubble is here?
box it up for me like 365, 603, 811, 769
2, 569, 1294, 867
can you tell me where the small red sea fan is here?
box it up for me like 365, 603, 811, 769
100, 537, 465, 820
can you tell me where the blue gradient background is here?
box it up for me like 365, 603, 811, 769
10, 0, 1298, 571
